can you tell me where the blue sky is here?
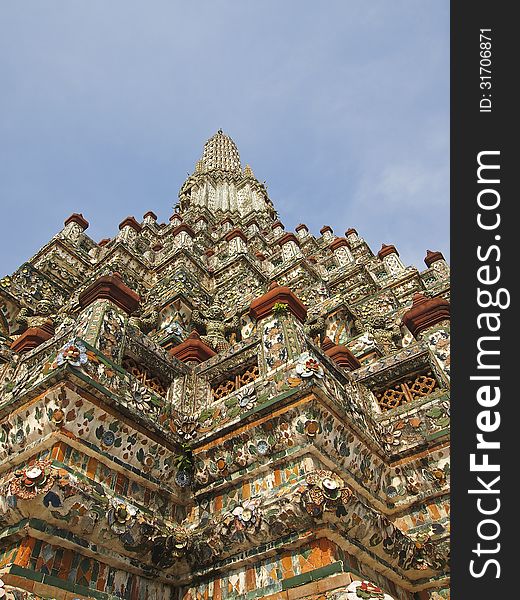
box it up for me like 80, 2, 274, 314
0, 1, 449, 276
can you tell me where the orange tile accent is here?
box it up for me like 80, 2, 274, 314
58, 549, 74, 580
242, 481, 251, 500
86, 456, 98, 479
428, 503, 441, 520
115, 472, 128, 495
97, 562, 107, 591
281, 554, 294, 578
245, 567, 256, 591
274, 468, 282, 487
51, 441, 67, 462
213, 578, 221, 600
14, 537, 36, 567
214, 495, 223, 512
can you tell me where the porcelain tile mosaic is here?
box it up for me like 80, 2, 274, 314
1, 131, 450, 599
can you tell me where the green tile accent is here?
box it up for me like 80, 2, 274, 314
281, 561, 344, 590
281, 571, 312, 590
8, 565, 44, 583
43, 574, 75, 592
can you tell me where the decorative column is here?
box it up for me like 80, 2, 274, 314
320, 225, 334, 243
117, 216, 141, 244
329, 237, 354, 266
142, 211, 158, 227
271, 220, 285, 238
250, 282, 307, 372
173, 223, 195, 250
225, 228, 248, 255
76, 272, 140, 364
205, 248, 216, 270
278, 233, 303, 262
345, 227, 359, 244
220, 217, 234, 234
245, 219, 260, 236
169, 212, 183, 228
295, 223, 309, 240
424, 250, 449, 277
194, 215, 208, 233
62, 213, 89, 244
402, 292, 451, 379
378, 244, 405, 276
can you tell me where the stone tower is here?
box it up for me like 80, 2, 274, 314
0, 132, 450, 600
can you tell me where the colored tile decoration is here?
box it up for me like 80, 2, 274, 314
53, 339, 88, 368
0, 131, 450, 599
1, 536, 174, 599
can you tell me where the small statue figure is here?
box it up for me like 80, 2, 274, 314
129, 304, 160, 334
368, 316, 402, 353
304, 313, 327, 345
191, 303, 239, 352
15, 299, 59, 334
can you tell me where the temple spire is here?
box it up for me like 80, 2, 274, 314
177, 130, 277, 220
198, 129, 242, 174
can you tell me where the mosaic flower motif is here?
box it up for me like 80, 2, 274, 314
381, 421, 405, 451
236, 386, 256, 411
175, 469, 192, 488
107, 501, 138, 535
174, 416, 199, 442
141, 453, 156, 471
345, 580, 394, 600
232, 499, 260, 530
130, 381, 153, 409
296, 354, 324, 379
50, 408, 65, 426
277, 421, 294, 447
216, 457, 228, 472
301, 470, 352, 518
304, 419, 321, 438
256, 439, 270, 455
102, 430, 116, 447
55, 339, 88, 368
10, 460, 56, 500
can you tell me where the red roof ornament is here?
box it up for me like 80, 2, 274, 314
249, 282, 307, 323
321, 336, 361, 371
378, 243, 399, 259
64, 213, 89, 230
225, 228, 248, 243
169, 331, 216, 363
79, 273, 140, 315
118, 216, 142, 233
402, 292, 450, 338
424, 249, 445, 267
329, 237, 350, 251
277, 232, 300, 247
11, 324, 55, 354
172, 223, 195, 238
